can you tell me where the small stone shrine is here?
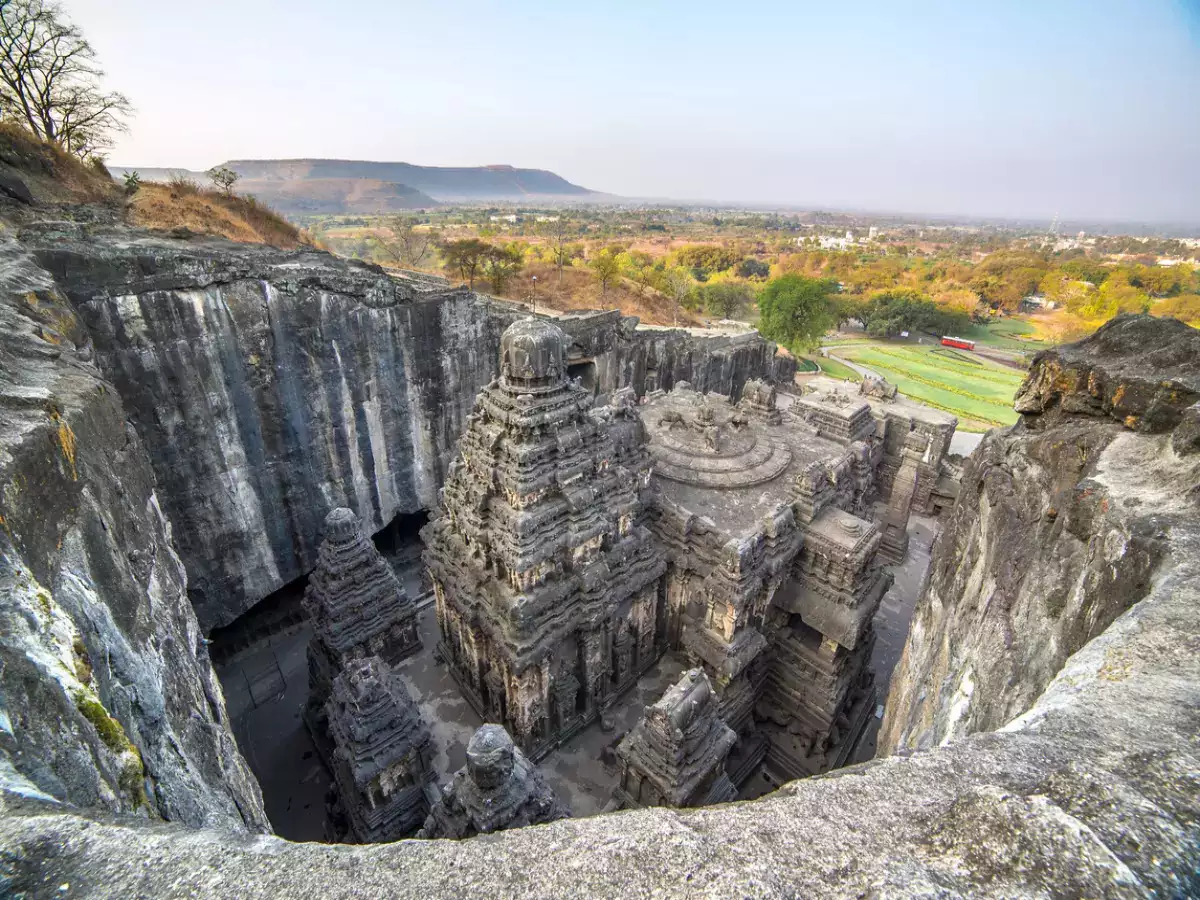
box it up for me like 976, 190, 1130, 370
614, 668, 738, 809
423, 318, 666, 760
418, 724, 568, 838
305, 507, 420, 735
325, 656, 436, 842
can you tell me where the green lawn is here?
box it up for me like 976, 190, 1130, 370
813, 356, 862, 381
833, 343, 1025, 429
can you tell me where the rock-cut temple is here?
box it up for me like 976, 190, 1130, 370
424, 317, 958, 791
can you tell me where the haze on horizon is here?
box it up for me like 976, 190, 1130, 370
69, 0, 1200, 225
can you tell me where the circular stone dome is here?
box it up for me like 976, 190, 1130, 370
466, 724, 515, 789
500, 318, 567, 394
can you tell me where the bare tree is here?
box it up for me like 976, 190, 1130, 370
375, 216, 436, 269
544, 217, 572, 287
0, 0, 131, 157
663, 266, 693, 327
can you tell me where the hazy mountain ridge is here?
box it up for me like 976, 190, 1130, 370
113, 158, 596, 211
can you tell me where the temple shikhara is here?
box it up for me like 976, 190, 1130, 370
304, 507, 421, 736
423, 318, 667, 759
325, 656, 436, 842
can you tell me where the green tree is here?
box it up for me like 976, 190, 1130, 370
671, 244, 741, 277
829, 292, 866, 330
440, 238, 491, 289
1096, 274, 1150, 316
618, 249, 658, 294
735, 258, 771, 279
482, 243, 524, 294
858, 289, 969, 338
207, 166, 239, 195
589, 247, 622, 298
1153, 293, 1200, 325
757, 275, 838, 352
698, 281, 753, 320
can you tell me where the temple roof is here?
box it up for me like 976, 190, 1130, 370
641, 385, 858, 537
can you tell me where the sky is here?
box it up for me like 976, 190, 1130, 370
67, 0, 1200, 224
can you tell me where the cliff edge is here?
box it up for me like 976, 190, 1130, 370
880, 314, 1200, 751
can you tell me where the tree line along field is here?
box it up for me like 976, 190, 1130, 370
828, 342, 1026, 430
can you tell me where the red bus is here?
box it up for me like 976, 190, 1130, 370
941, 336, 976, 351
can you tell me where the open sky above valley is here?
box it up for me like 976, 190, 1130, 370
71, 0, 1200, 224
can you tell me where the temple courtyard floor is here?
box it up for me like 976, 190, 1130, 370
215, 512, 937, 841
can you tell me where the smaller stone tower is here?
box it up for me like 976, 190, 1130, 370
614, 669, 738, 809
326, 656, 436, 842
305, 507, 419, 735
418, 724, 568, 839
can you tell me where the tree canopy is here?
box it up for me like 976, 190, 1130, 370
858, 289, 969, 338
588, 247, 622, 297
756, 275, 838, 352
439, 238, 491, 289
698, 280, 753, 320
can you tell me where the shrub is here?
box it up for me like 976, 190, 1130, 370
166, 170, 200, 195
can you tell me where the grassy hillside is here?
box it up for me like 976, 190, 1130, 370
128, 181, 309, 248
0, 122, 118, 203
1, 124, 308, 249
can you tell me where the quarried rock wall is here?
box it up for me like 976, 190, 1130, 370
881, 314, 1200, 751
0, 236, 266, 832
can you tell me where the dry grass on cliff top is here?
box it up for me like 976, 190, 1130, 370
0, 122, 118, 203
127, 180, 311, 249
1, 124, 307, 249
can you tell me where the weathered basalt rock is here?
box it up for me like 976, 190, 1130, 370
882, 314, 1199, 751
418, 724, 567, 839
0, 236, 266, 832
1013, 313, 1200, 431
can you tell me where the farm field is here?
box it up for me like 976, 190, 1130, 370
832, 343, 1025, 431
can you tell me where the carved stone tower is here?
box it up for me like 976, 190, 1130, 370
418, 724, 568, 839
326, 656, 435, 842
760, 507, 890, 778
878, 430, 925, 564
423, 318, 666, 759
305, 507, 420, 733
